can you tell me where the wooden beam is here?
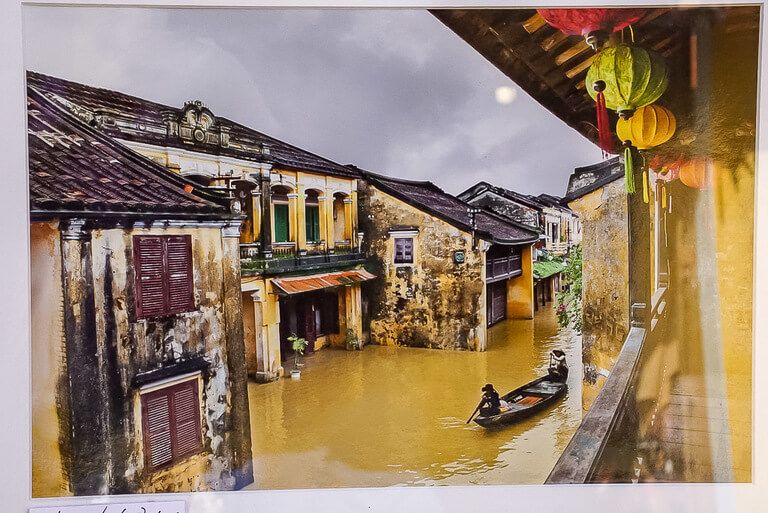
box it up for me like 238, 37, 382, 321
555, 41, 590, 66
566, 54, 596, 79
540, 30, 569, 52
522, 12, 546, 34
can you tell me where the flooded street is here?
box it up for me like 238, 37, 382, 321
246, 305, 582, 489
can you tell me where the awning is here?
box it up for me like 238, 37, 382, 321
271, 269, 376, 295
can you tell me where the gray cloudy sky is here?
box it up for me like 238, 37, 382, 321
22, 7, 600, 196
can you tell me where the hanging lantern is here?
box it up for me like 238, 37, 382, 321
679, 158, 711, 190
616, 104, 676, 150
587, 44, 669, 119
183, 184, 194, 193
537, 8, 645, 49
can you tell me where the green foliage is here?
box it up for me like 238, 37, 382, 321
288, 334, 308, 370
556, 244, 583, 334
345, 328, 361, 351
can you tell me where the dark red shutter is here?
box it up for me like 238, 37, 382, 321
141, 379, 203, 469
172, 380, 202, 458
134, 235, 194, 319
165, 235, 194, 314
142, 391, 174, 468
134, 236, 166, 319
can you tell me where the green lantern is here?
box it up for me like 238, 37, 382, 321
586, 44, 669, 119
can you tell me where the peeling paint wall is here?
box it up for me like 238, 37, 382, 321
31, 221, 253, 496
568, 180, 629, 411
30, 222, 71, 498
359, 182, 486, 351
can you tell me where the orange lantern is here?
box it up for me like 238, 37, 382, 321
679, 159, 711, 190
184, 184, 194, 193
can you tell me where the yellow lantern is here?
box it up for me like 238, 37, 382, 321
616, 104, 676, 150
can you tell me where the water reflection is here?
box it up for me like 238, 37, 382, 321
246, 306, 582, 489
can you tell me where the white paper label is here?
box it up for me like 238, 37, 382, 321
30, 501, 185, 513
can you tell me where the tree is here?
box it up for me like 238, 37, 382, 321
556, 244, 583, 333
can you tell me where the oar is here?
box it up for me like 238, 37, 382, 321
465, 398, 484, 424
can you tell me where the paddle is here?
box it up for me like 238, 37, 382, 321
465, 397, 485, 424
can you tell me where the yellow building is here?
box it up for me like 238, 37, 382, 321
27, 72, 372, 384
27, 86, 252, 496
359, 171, 538, 351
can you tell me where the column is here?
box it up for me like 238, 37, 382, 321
221, 222, 255, 489
344, 285, 363, 349
60, 218, 109, 495
317, 194, 328, 252
343, 197, 354, 247
259, 172, 272, 258
250, 288, 280, 382
295, 186, 306, 254
325, 194, 336, 253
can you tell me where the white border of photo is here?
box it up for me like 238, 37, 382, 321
2, 0, 766, 512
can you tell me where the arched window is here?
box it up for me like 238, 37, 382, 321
305, 189, 321, 243
272, 185, 292, 243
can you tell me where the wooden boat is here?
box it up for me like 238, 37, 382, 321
473, 375, 567, 429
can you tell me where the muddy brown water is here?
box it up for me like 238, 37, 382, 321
246, 305, 582, 488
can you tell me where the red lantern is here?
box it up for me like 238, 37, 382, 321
537, 8, 646, 49
679, 158, 711, 190
184, 184, 194, 193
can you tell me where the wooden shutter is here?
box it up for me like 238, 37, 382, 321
394, 238, 413, 264
141, 379, 203, 469
274, 204, 289, 242
165, 235, 194, 314
134, 236, 166, 319
134, 235, 194, 319
171, 380, 202, 459
142, 390, 174, 468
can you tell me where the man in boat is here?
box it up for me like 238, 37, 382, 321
548, 350, 569, 382
479, 384, 510, 416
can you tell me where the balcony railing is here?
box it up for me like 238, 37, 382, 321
241, 242, 365, 275
485, 254, 522, 282
333, 240, 353, 254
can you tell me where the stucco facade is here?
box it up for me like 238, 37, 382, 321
567, 179, 629, 411
362, 184, 487, 351
31, 219, 253, 496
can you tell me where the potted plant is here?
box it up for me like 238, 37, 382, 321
345, 327, 361, 351
287, 334, 308, 379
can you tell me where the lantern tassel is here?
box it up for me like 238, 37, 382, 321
624, 145, 636, 194
596, 91, 613, 155
642, 170, 649, 203
661, 183, 667, 209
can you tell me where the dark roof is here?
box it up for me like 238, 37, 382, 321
27, 71, 359, 179
362, 172, 538, 245
27, 87, 230, 218
458, 181, 546, 211
459, 182, 572, 213
563, 157, 624, 203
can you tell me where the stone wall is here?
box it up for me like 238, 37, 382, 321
359, 182, 487, 351
31, 220, 253, 496
568, 179, 629, 411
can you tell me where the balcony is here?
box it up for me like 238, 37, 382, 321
547, 241, 569, 255
241, 241, 365, 276
485, 254, 522, 282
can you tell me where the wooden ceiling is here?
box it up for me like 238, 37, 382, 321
431, 7, 760, 147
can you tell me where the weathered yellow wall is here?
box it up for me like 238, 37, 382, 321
506, 245, 534, 319
360, 184, 486, 351
30, 221, 70, 498
568, 179, 629, 412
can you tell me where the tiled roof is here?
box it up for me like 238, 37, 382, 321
363, 172, 538, 245
533, 260, 565, 280
26, 71, 359, 179
564, 157, 624, 203
27, 87, 230, 218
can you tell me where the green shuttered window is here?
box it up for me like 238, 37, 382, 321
133, 235, 195, 319
305, 205, 320, 243
274, 204, 290, 243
